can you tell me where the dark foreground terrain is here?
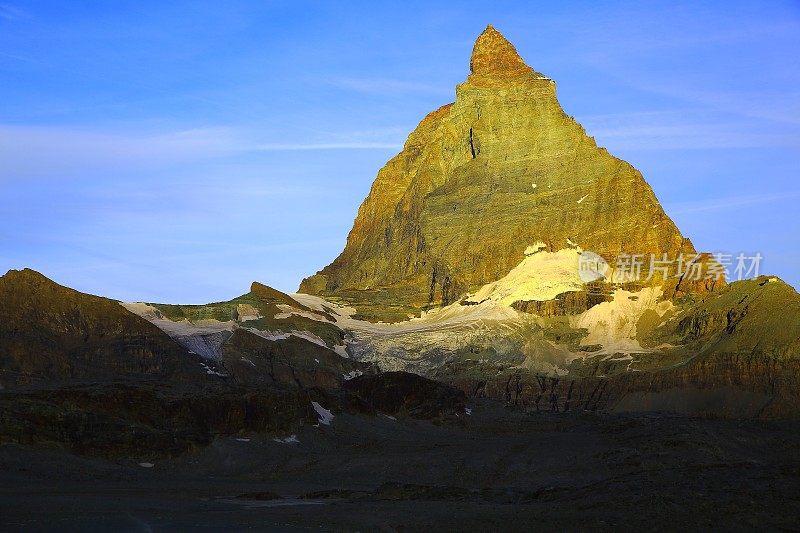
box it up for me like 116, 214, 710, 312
2, 401, 799, 531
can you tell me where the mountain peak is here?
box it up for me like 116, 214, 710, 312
301, 25, 691, 322
470, 25, 534, 77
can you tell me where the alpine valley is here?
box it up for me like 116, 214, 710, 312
2, 26, 799, 530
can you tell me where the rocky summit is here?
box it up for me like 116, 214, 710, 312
301, 25, 697, 321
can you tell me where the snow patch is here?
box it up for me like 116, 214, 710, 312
336, 299, 528, 373
334, 344, 349, 358
571, 287, 673, 355
343, 370, 363, 381
289, 293, 358, 324
138, 462, 154, 468
246, 328, 328, 349
273, 303, 330, 322
524, 241, 546, 256
120, 302, 234, 359
200, 361, 227, 377
466, 248, 584, 305
273, 435, 299, 444
312, 402, 334, 426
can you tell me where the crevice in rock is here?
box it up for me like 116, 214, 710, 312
468, 128, 477, 158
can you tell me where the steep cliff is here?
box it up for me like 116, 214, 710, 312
301, 25, 694, 321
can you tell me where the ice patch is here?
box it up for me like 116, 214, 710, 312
342, 370, 363, 381
312, 402, 334, 426
247, 328, 328, 349
571, 287, 673, 355
334, 344, 349, 358
120, 302, 234, 359
605, 354, 634, 362
336, 299, 528, 373
289, 293, 358, 325
466, 248, 584, 305
273, 304, 330, 322
524, 241, 546, 256
200, 362, 226, 377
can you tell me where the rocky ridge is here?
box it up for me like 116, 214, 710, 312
0, 269, 462, 455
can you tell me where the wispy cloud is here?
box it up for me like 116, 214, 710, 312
0, 123, 408, 180
0, 51, 35, 62
0, 125, 239, 179
330, 76, 451, 96
625, 85, 800, 126
0, 124, 237, 156
250, 142, 401, 151
579, 110, 800, 150
666, 191, 800, 215
0, 3, 28, 20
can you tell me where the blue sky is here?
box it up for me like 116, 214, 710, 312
1, 1, 799, 302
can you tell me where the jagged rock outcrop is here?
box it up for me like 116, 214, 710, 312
301, 25, 695, 321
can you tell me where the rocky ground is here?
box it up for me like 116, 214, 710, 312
2, 401, 799, 531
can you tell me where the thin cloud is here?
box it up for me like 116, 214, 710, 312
0, 123, 405, 180
250, 142, 401, 151
330, 76, 451, 96
666, 191, 800, 215
0, 125, 239, 179
629, 85, 800, 126
0, 51, 35, 62
580, 110, 800, 150
0, 3, 28, 20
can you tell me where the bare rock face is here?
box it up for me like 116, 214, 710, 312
469, 24, 537, 78
301, 25, 694, 321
